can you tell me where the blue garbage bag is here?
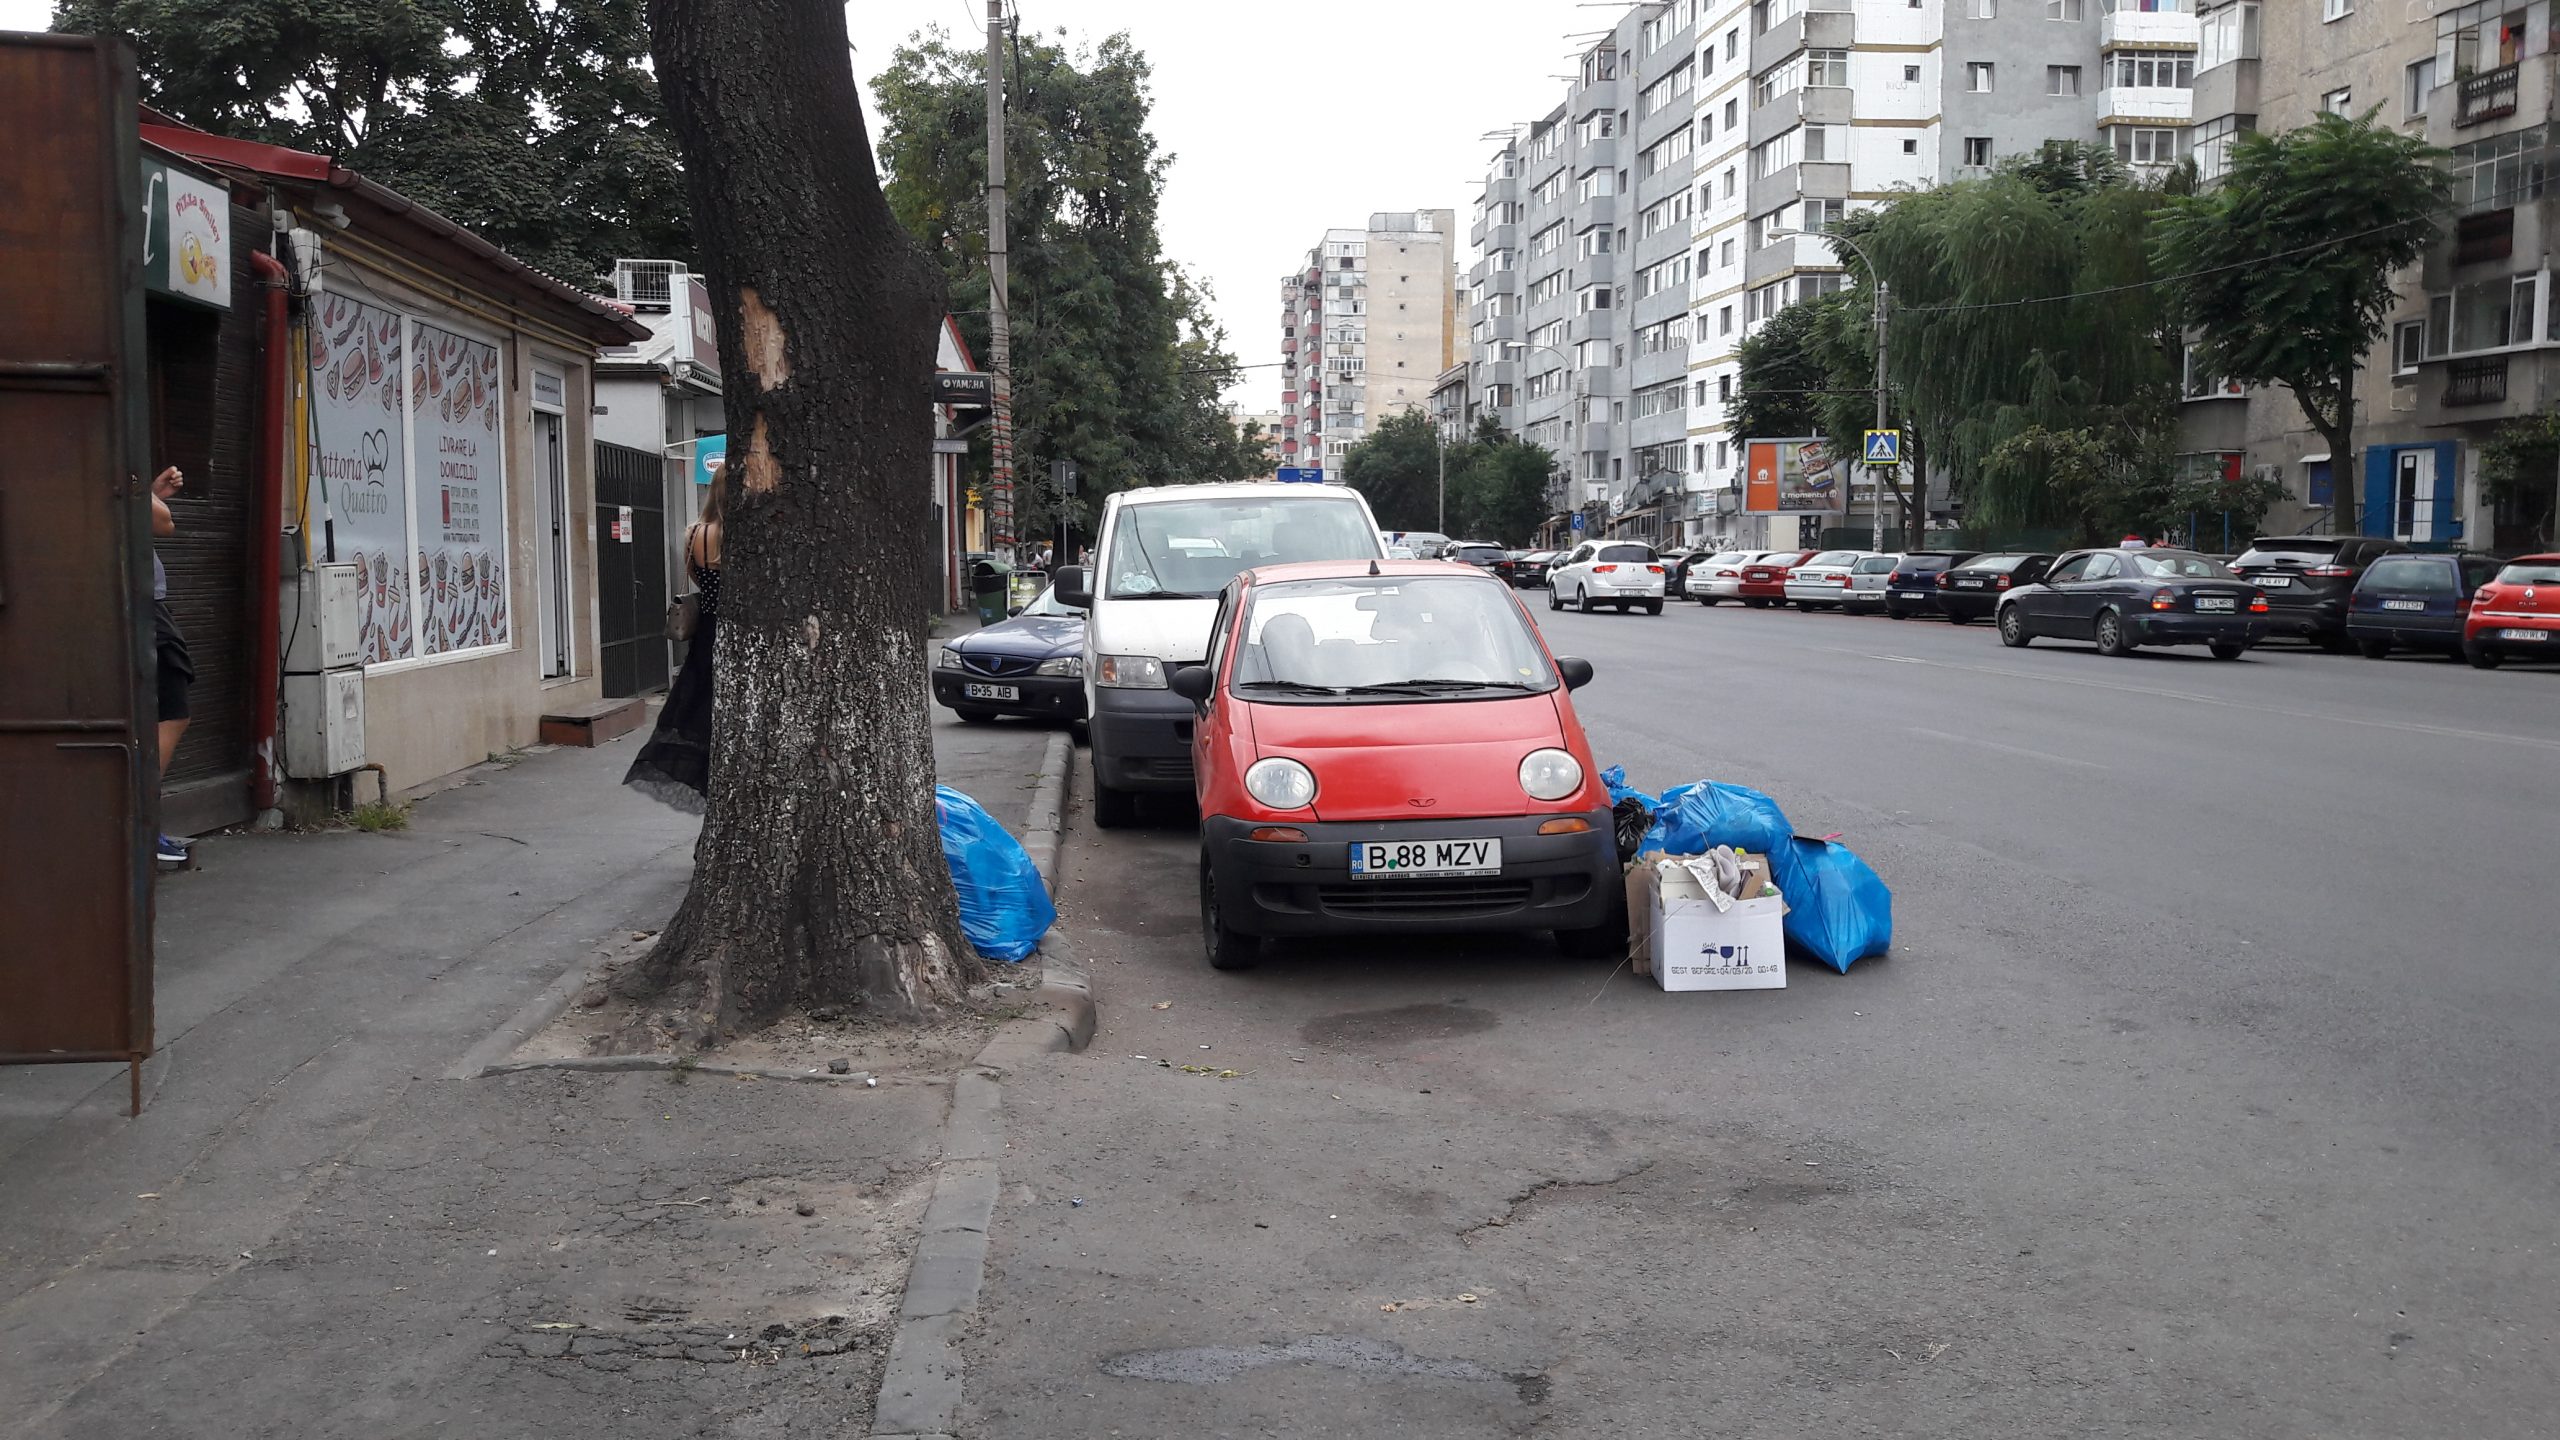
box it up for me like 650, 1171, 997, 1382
1600, 765, 1657, 812
1644, 780, 1794, 859
935, 785, 1055, 963
1770, 836, 1892, 973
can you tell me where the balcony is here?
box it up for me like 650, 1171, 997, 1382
2100, 7, 2199, 52
1282, 338, 1298, 354
1750, 5, 1853, 74
2443, 355, 2509, 405
2099, 85, 2193, 126
2460, 64, 2521, 128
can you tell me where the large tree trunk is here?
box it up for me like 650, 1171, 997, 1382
631, 0, 975, 1041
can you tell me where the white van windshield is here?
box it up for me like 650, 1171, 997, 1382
1106, 496, 1379, 599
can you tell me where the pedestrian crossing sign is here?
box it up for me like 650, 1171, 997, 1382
1864, 429, 1901, 465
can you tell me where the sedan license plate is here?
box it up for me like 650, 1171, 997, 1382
2382, 600, 2427, 612
2500, 628, 2550, 642
2196, 596, 2236, 613
962, 682, 1019, 700
1348, 837, 1502, 879
2255, 575, 2292, 588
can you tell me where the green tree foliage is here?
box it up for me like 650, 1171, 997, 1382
1731, 290, 1853, 445
1865, 142, 2181, 537
2479, 411, 2560, 547
1451, 421, 1558, 544
1343, 414, 1555, 543
1342, 410, 1445, 533
2154, 112, 2449, 531
56, 0, 691, 281
874, 27, 1252, 532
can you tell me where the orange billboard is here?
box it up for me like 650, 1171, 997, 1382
1743, 438, 1847, 514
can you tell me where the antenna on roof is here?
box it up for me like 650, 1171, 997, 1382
1369, 559, 1381, 576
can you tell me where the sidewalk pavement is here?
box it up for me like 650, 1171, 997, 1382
0, 697, 1063, 1438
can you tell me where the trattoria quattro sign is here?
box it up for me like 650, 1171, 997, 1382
140, 156, 230, 309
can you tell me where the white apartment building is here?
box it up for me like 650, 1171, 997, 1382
1278, 212, 1460, 475
1467, 0, 2201, 546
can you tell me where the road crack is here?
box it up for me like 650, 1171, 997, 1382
1459, 1158, 1656, 1241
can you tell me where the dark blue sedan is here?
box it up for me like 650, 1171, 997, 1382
931, 586, 1087, 723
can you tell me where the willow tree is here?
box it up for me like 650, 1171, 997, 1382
1863, 142, 2181, 537
2155, 112, 2448, 533
624, 0, 975, 1040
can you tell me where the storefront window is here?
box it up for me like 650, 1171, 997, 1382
308, 293, 511, 667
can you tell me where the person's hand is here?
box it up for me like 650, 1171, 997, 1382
152, 466, 184, 499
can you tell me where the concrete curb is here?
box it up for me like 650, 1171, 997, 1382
873, 727, 1094, 1438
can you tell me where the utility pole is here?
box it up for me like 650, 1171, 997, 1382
1871, 277, 1890, 551
984, 0, 1014, 555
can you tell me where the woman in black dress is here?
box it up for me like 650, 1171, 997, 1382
624, 460, 725, 810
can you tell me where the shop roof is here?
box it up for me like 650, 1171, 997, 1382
138, 119, 649, 347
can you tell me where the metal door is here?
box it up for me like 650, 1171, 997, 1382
533, 409, 572, 677
593, 440, 670, 697
0, 35, 154, 1102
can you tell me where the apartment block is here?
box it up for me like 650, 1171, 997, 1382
1461, 0, 2204, 546
1276, 212, 1459, 476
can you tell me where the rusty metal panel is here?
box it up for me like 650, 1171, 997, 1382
0, 34, 155, 1078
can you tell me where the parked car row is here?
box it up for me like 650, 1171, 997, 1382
1636, 536, 2560, 668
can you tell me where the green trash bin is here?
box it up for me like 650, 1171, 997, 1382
971, 558, 1013, 627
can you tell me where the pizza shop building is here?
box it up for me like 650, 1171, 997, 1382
142, 120, 649, 814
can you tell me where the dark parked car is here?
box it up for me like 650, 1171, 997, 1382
2346, 552, 2508, 660
1501, 550, 1559, 588
931, 585, 1088, 722
1446, 541, 1508, 572
2229, 536, 2410, 650
1935, 553, 2055, 624
1883, 551, 1978, 618
1996, 548, 2268, 659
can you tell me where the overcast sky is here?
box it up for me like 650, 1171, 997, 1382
5, 0, 1601, 408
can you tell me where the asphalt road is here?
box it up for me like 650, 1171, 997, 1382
962, 596, 2560, 1439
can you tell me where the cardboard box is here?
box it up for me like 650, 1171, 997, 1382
1651, 890, 1789, 992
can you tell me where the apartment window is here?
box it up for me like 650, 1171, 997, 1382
1752, 128, 1801, 178
1719, 237, 1736, 266
2452, 126, 2551, 214
1808, 49, 1849, 87
1577, 110, 1617, 147
1577, 338, 1612, 368
1720, 305, 1735, 335
1578, 226, 1614, 258
1905, 64, 1923, 81
1533, 170, 1566, 204
1963, 136, 1993, 166
1726, 28, 1739, 59
1529, 319, 1568, 349
2046, 0, 2083, 16
1638, 192, 1692, 239
2049, 65, 2082, 95
1528, 273, 1566, 306
1903, 137, 1920, 153
2113, 126, 2185, 165
2191, 113, 2256, 183
1636, 254, 1692, 299
2321, 0, 2348, 19
1796, 273, 1848, 302
2199, 2, 2261, 71
1634, 378, 1687, 418
2113, 51, 2195, 88
1635, 316, 1692, 355
1639, 126, 1695, 178
1724, 97, 1740, 128
1804, 196, 1846, 231
2407, 58, 2436, 115
2321, 87, 2352, 116
2393, 320, 2425, 376
1640, 59, 1696, 118
1968, 62, 1995, 92
1972, 0, 1994, 13
1576, 168, 1617, 203
1718, 374, 1734, 402
1577, 285, 1615, 313
1746, 280, 1787, 322
1526, 368, 1567, 401
1716, 440, 1731, 469
1723, 167, 1737, 199
1757, 55, 1805, 106
2446, 273, 2538, 352
1529, 222, 1566, 258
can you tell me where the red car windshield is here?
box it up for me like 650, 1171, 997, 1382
1231, 576, 1556, 701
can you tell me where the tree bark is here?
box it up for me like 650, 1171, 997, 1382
631, 0, 976, 1041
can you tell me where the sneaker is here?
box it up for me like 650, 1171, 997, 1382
157, 834, 192, 864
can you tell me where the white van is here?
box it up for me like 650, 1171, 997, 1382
1055, 483, 1385, 826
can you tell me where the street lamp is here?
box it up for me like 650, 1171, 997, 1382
1767, 227, 1898, 551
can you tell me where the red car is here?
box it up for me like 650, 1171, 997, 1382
2465, 553, 2560, 668
1737, 550, 1818, 609
1167, 560, 1622, 970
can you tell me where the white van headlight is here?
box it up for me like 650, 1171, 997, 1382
1245, 757, 1317, 810
1518, 749, 1584, 802
1096, 654, 1167, 689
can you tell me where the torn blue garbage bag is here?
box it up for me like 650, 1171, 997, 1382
935, 784, 1055, 963
1600, 765, 1657, 812
1771, 836, 1892, 972
1645, 780, 1793, 859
